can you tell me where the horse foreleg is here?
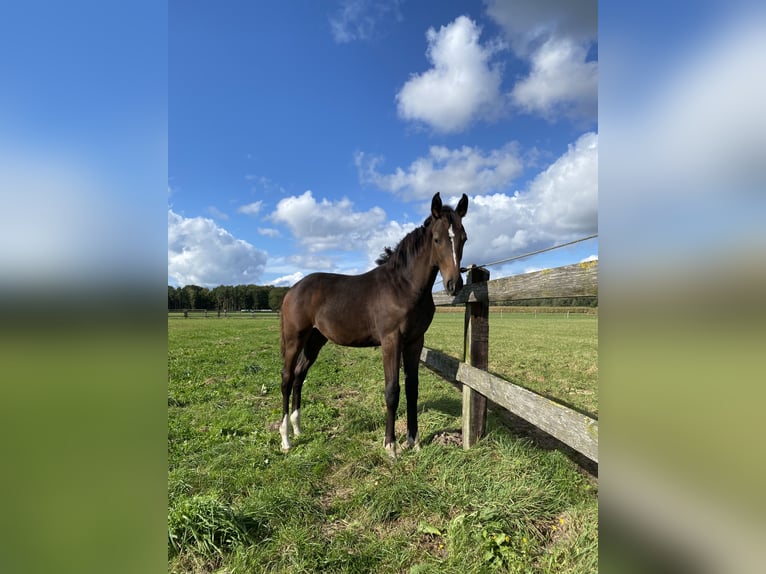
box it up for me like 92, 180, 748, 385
381, 335, 402, 458
403, 337, 424, 451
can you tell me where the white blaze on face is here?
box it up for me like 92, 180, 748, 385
448, 224, 458, 266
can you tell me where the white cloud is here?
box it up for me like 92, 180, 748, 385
395, 5, 597, 128
263, 205, 417, 280
485, 0, 597, 55
356, 142, 523, 199
485, 0, 597, 123
285, 253, 336, 271
522, 265, 544, 274
269, 190, 387, 252
271, 271, 304, 287
511, 37, 597, 120
238, 201, 263, 215
462, 193, 534, 266
528, 131, 598, 234
357, 132, 597, 267
168, 209, 268, 287
265, 132, 596, 282
396, 16, 505, 133
261, 253, 334, 284
580, 254, 598, 262
459, 132, 598, 266
329, 0, 403, 44
363, 220, 418, 267
257, 227, 280, 238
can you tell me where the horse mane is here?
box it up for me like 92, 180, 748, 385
375, 207, 457, 269
375, 224, 429, 268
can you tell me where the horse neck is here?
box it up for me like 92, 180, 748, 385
402, 229, 438, 298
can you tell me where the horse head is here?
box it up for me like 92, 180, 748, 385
429, 192, 468, 296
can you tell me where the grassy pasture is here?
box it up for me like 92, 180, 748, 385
168, 314, 597, 573
426, 309, 598, 417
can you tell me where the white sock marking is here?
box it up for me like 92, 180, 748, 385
290, 409, 301, 436
280, 414, 291, 451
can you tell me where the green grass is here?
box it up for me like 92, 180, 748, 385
426, 310, 598, 416
169, 315, 597, 573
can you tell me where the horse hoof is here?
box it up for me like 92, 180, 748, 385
406, 434, 420, 451
384, 442, 398, 459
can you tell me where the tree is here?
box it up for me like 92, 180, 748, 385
255, 286, 270, 310
168, 286, 180, 309
168, 283, 297, 312
268, 287, 289, 311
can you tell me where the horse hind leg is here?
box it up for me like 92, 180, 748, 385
280, 329, 309, 451
280, 353, 299, 451
289, 329, 327, 439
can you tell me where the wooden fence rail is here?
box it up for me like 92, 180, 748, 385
423, 260, 598, 463
432, 260, 598, 306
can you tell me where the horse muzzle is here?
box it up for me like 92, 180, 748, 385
445, 276, 463, 296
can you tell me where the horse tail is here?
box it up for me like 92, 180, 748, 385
279, 286, 292, 360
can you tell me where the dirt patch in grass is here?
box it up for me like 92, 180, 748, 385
547, 511, 576, 546
200, 375, 234, 386
332, 388, 362, 402
170, 553, 221, 574
267, 419, 282, 432
431, 430, 462, 447
319, 483, 355, 514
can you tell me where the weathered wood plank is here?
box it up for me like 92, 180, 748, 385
462, 266, 489, 449
421, 347, 461, 383
433, 260, 598, 306
420, 347, 599, 462
433, 280, 488, 306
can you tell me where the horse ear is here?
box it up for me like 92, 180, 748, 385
456, 193, 468, 217
431, 192, 443, 219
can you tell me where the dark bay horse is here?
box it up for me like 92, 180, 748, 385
279, 192, 468, 456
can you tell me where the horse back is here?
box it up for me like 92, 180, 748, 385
282, 270, 431, 347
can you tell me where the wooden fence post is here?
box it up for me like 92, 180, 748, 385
462, 266, 490, 449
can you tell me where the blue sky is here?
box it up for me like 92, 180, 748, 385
1, 0, 761, 294
168, 0, 599, 288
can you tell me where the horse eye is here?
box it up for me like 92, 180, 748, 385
434, 238, 440, 244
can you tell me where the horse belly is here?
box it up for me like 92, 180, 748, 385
315, 311, 379, 347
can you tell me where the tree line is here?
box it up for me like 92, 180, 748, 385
499, 296, 598, 307
168, 284, 291, 312
169, 284, 597, 312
